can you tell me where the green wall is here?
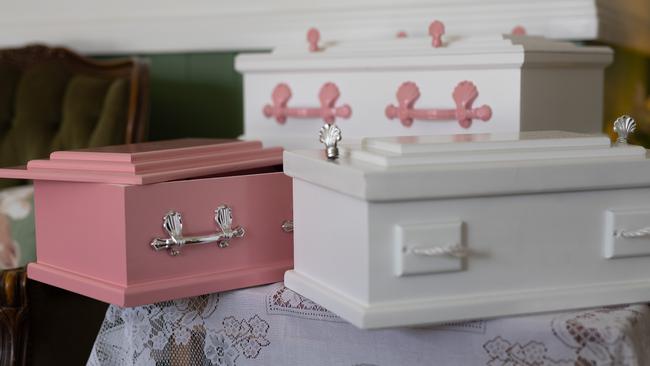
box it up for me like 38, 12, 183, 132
141, 52, 244, 141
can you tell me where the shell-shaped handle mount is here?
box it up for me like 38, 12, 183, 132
319, 123, 342, 160
385, 81, 492, 128
150, 205, 245, 256
613, 115, 636, 146
263, 83, 352, 124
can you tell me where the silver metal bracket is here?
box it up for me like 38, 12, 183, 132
319, 123, 342, 160
613, 115, 636, 146
281, 220, 294, 233
150, 205, 245, 256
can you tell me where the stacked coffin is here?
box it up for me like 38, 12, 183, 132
235, 24, 612, 149
2, 22, 649, 339
238, 22, 650, 328
283, 127, 650, 328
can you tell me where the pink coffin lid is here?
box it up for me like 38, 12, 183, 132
0, 138, 283, 185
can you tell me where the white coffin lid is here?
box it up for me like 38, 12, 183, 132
283, 131, 650, 202
236, 34, 612, 72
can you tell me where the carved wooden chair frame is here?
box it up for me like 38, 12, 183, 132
0, 44, 150, 143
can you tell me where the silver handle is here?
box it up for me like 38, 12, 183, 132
150, 205, 245, 256
408, 243, 469, 258
615, 227, 650, 239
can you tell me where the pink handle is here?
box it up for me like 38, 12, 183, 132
307, 28, 321, 52
428, 20, 445, 48
511, 25, 527, 35
263, 83, 352, 124
385, 81, 492, 128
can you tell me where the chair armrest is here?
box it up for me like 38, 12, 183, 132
0, 267, 27, 308
0, 267, 28, 366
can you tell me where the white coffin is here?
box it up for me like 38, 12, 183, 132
236, 35, 612, 149
283, 130, 650, 329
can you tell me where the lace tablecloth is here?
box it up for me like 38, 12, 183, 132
88, 282, 650, 366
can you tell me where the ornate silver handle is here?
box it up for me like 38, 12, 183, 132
615, 227, 650, 239
408, 243, 469, 258
150, 205, 246, 256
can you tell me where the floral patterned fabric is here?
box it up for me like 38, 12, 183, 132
0, 185, 35, 269
88, 283, 650, 366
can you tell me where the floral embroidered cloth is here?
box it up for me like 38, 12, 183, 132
87, 282, 650, 366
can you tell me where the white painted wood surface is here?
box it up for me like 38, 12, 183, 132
352, 131, 644, 167
237, 37, 611, 149
284, 131, 650, 328
1, 0, 648, 54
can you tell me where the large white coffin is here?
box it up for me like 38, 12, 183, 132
283, 128, 650, 329
236, 32, 612, 149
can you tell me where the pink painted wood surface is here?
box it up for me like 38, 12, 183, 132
385, 81, 492, 128
0, 139, 283, 185
263, 82, 352, 124
51, 138, 259, 162
428, 20, 445, 48
30, 147, 281, 175
33, 181, 128, 285
28, 260, 292, 306
29, 171, 293, 306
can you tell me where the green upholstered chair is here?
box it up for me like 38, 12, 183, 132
0, 45, 149, 186
0, 44, 150, 366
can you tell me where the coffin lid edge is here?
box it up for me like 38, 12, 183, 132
0, 138, 283, 185
283, 131, 650, 201
235, 35, 612, 72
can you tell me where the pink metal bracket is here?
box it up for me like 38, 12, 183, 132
428, 20, 445, 48
263, 83, 352, 124
385, 81, 492, 128
307, 28, 321, 52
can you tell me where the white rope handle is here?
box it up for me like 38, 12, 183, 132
409, 243, 469, 258
615, 227, 650, 238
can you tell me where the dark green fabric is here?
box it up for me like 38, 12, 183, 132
0, 65, 20, 134
50, 76, 128, 150
89, 79, 128, 147
0, 62, 130, 188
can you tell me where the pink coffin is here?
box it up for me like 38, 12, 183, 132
0, 139, 293, 306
